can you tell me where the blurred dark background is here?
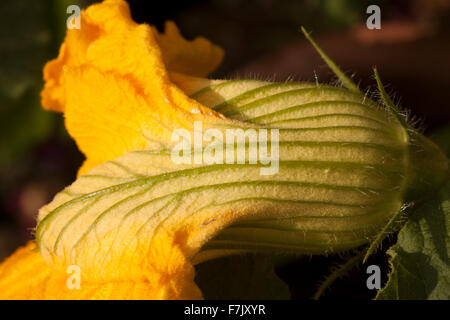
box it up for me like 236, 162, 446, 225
0, 0, 449, 299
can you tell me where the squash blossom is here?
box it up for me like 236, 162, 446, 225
0, 0, 447, 300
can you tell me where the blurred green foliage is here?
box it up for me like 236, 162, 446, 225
0, 0, 86, 166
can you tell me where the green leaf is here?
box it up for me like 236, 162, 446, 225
195, 254, 290, 300
376, 181, 450, 300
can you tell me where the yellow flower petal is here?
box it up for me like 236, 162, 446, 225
41, 0, 227, 175
0, 242, 201, 299
155, 21, 224, 77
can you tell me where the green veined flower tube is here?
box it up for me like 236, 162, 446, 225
35, 75, 447, 284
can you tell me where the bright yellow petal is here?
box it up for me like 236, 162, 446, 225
0, 242, 202, 300
40, 0, 229, 175
155, 21, 224, 77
